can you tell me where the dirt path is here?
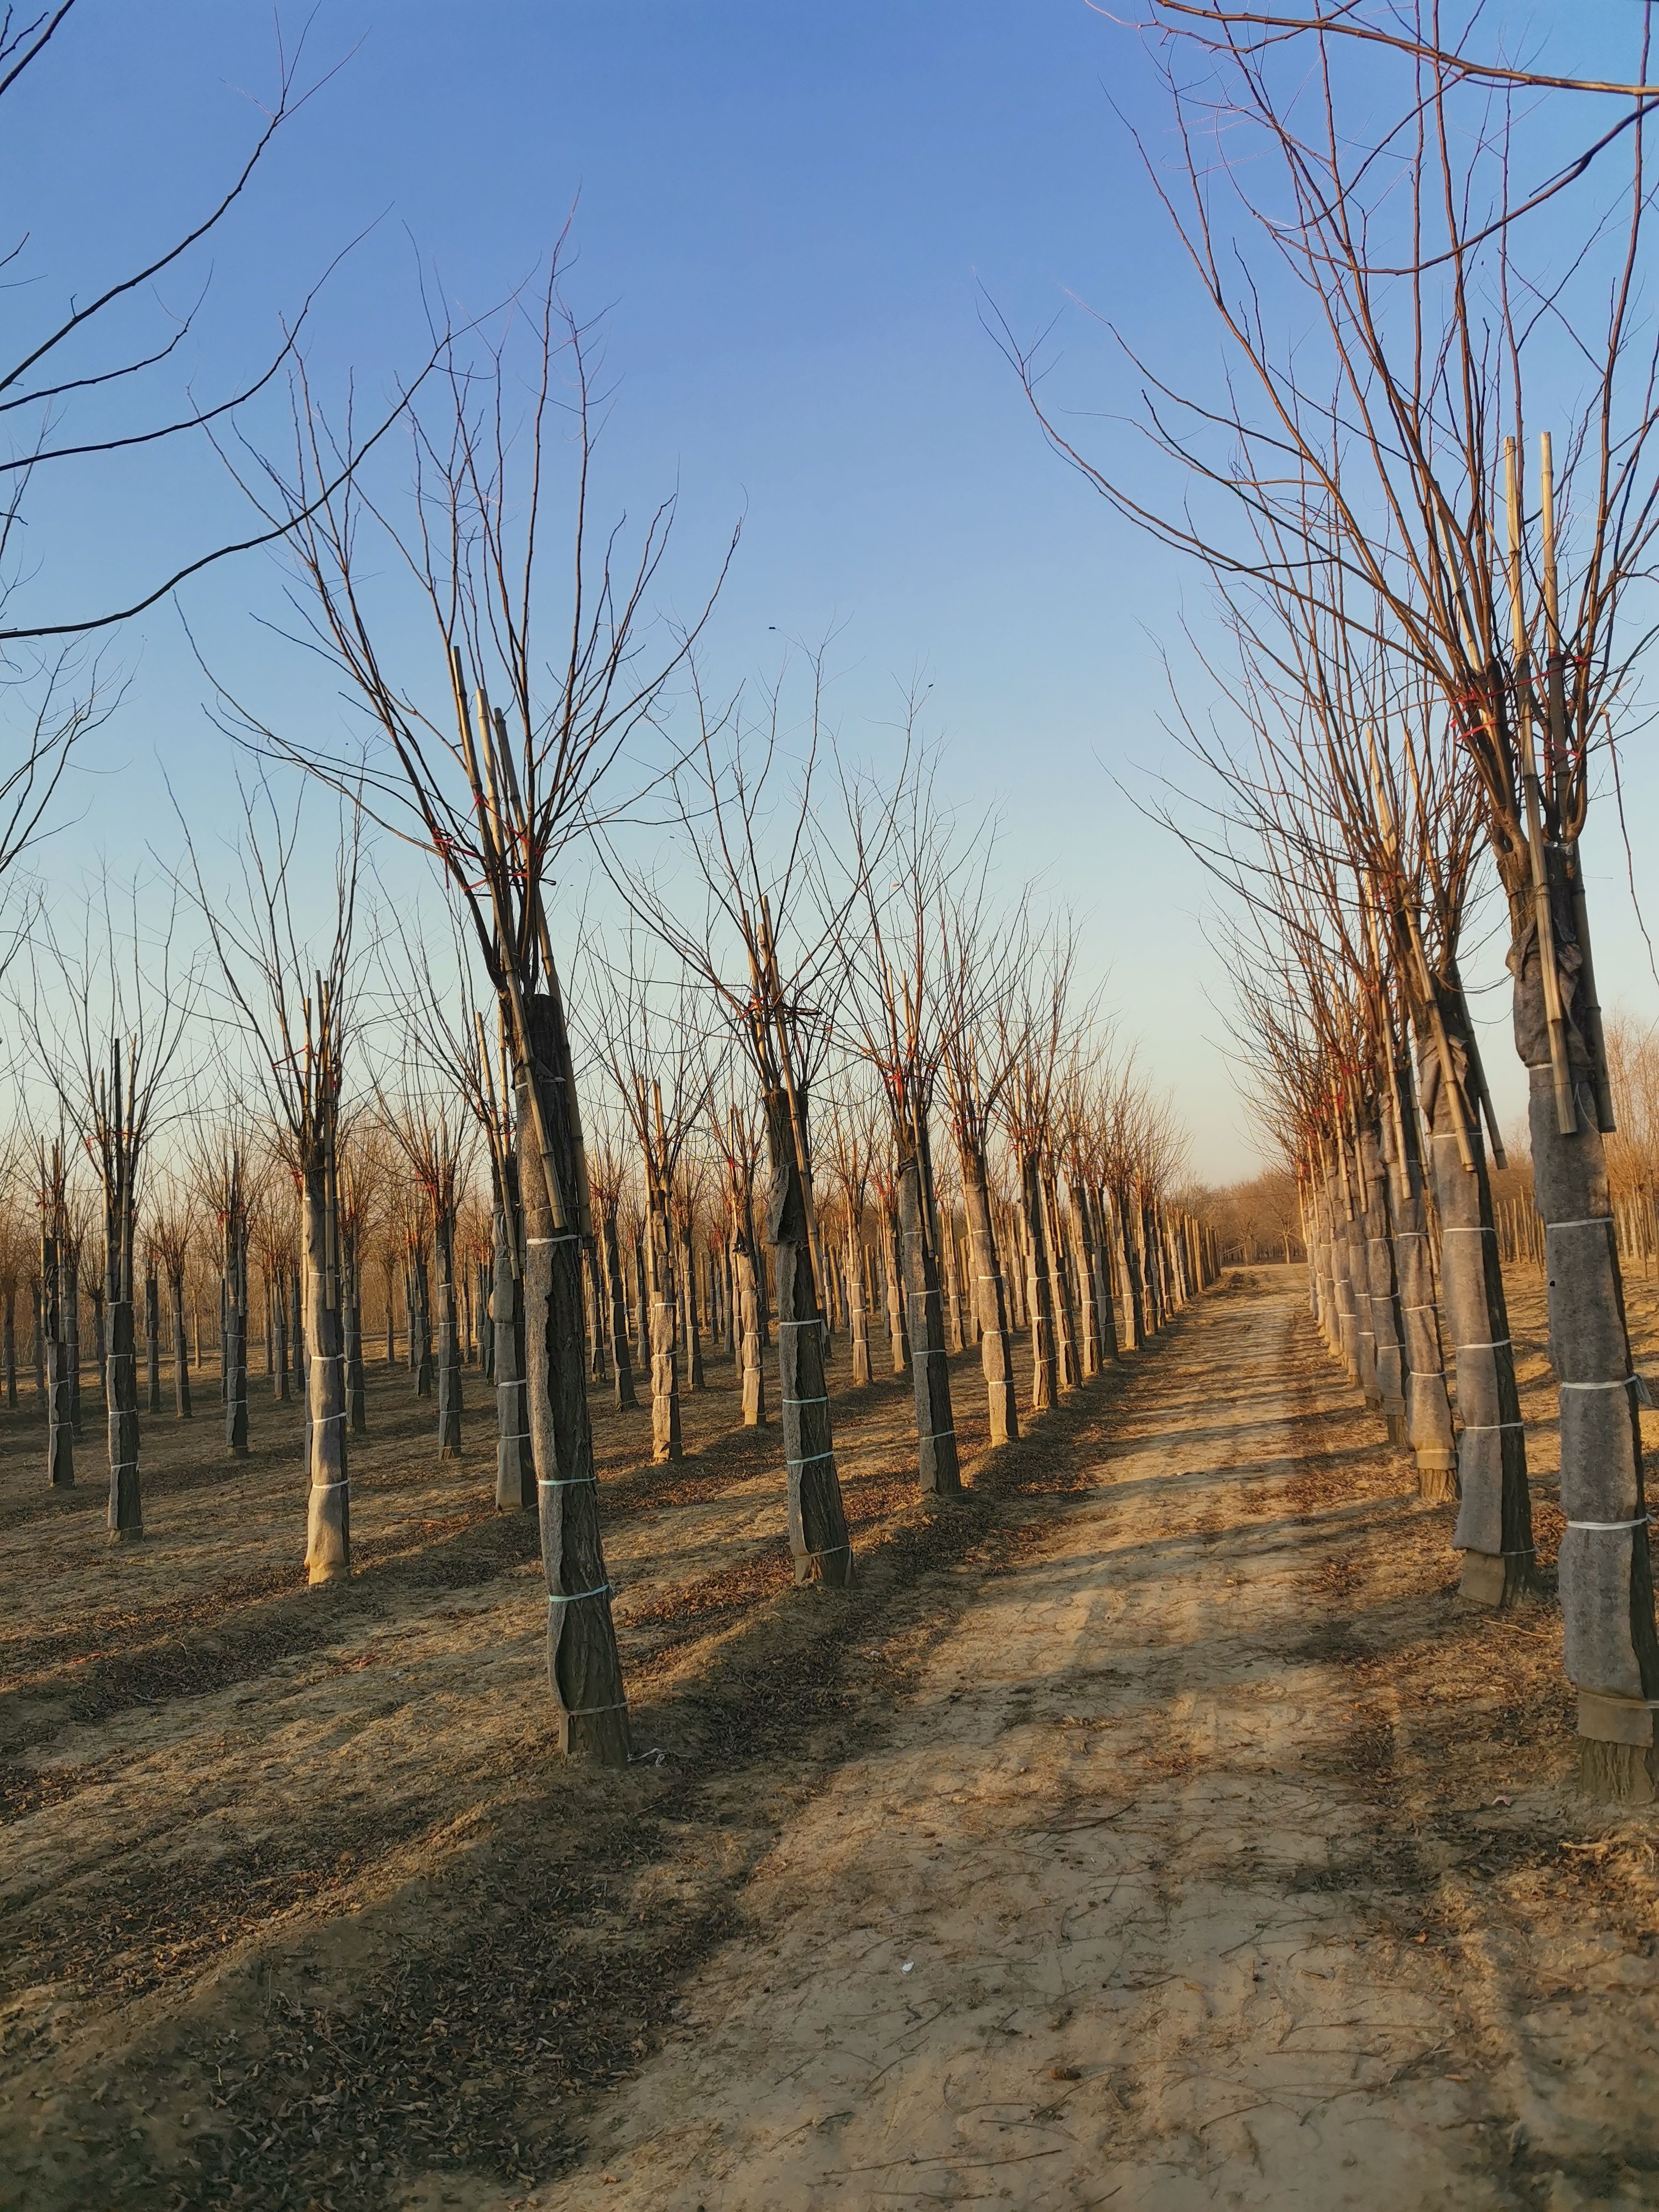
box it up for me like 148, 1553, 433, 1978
7, 1272, 1659, 2209
524, 1276, 1659, 2212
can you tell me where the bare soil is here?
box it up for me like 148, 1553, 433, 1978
5, 1270, 1659, 2210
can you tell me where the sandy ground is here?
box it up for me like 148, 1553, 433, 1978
527, 1272, 1659, 2212
6, 1271, 1659, 2210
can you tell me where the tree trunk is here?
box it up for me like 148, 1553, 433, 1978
734, 1229, 765, 1425
225, 1219, 249, 1457
91, 1291, 107, 1410
764, 1083, 851, 1586
601, 1211, 638, 1412
1045, 1165, 1081, 1390
1068, 1182, 1100, 1379
493, 1191, 534, 1511
1307, 1178, 1335, 1355
516, 988, 630, 1764
1359, 1118, 1408, 1447
940, 1209, 965, 1354
648, 1200, 682, 1464
273, 1281, 289, 1400
301, 1155, 349, 1585
1346, 1140, 1381, 1407
586, 1237, 607, 1383
898, 1141, 961, 1498
1110, 1192, 1141, 1353
1510, 883, 1658, 1797
961, 1159, 1018, 1444
1021, 1152, 1058, 1413
1006, 1209, 1028, 1329
411, 1248, 434, 1397
2, 1286, 14, 1410
1141, 1196, 1164, 1336
1091, 1187, 1121, 1365
1384, 1048, 1456, 1497
343, 1246, 365, 1436
1327, 1167, 1360, 1382
171, 1275, 192, 1417
66, 1257, 81, 1437
633, 1231, 650, 1377
679, 1226, 705, 1391
106, 1285, 140, 1537
1417, 1024, 1533, 1610
103, 1180, 141, 1540
883, 1204, 908, 1376
44, 1234, 72, 1486
846, 1221, 872, 1387
435, 1208, 462, 1459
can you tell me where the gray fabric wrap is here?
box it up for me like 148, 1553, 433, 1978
1375, 1340, 1403, 1406
1558, 1385, 1643, 1699
1455, 1341, 1501, 1427
1560, 1382, 1641, 1525
1453, 1422, 1505, 1554
1437, 1223, 1491, 1349
1408, 1370, 1451, 1436
1546, 1218, 1625, 1383
1561, 1528, 1644, 1699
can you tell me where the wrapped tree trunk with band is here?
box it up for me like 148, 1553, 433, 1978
59, 962, 190, 1536
764, 1071, 852, 1583
896, 1114, 961, 1498
298, 996, 350, 1585
41, 1146, 72, 1489
714, 1093, 769, 1422
144, 1254, 162, 1412
596, 1185, 637, 1414
218, 1144, 250, 1458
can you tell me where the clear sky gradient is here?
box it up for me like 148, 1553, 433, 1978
5, 2, 1653, 1178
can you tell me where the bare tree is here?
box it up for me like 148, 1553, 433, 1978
1015, 10, 1659, 1788
933, 873, 1028, 1443
185, 781, 360, 1585
622, 657, 865, 1586
224, 262, 737, 1759
834, 755, 963, 1498
583, 948, 707, 1465
380, 1078, 469, 1462
38, 1135, 71, 1484
48, 900, 195, 1532
995, 928, 1080, 1415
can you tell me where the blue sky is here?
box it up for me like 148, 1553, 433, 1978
5, 1, 1655, 1178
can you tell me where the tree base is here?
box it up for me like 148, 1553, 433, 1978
792, 1546, 853, 1590
1385, 1410, 1407, 1447
1457, 1550, 1533, 1609
307, 1560, 349, 1587
560, 1708, 632, 1767
1416, 1458, 1457, 1505
1579, 1738, 1657, 1805
108, 1525, 144, 1543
